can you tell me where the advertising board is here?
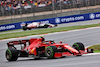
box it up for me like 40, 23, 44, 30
0, 12, 100, 32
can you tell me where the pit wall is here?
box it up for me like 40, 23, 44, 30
0, 12, 100, 32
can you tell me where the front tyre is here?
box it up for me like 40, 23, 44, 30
45, 46, 57, 59
5, 48, 19, 61
72, 42, 85, 56
28, 28, 31, 30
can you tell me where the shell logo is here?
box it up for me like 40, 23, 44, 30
69, 47, 73, 50
39, 41, 42, 43
31, 48, 35, 53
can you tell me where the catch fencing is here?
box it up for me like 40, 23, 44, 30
0, 0, 100, 24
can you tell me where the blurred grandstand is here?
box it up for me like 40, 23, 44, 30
0, 0, 100, 24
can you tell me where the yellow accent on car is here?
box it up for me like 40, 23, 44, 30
31, 48, 35, 53
69, 47, 73, 49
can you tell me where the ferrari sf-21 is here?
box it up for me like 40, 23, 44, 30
21, 22, 57, 31
5, 37, 93, 61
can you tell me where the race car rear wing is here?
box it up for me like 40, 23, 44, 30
7, 38, 38, 48
7, 40, 29, 48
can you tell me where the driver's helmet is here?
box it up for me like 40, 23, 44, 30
39, 36, 45, 41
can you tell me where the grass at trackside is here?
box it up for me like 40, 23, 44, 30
1, 23, 100, 40
93, 50, 100, 53
88, 44, 100, 53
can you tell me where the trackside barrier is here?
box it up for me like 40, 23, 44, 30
0, 12, 100, 32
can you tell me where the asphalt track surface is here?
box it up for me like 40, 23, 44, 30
1, 19, 100, 67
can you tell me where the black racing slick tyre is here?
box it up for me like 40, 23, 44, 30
5, 48, 19, 61
22, 26, 27, 31
73, 42, 85, 51
45, 46, 58, 59
72, 42, 85, 56
28, 28, 31, 30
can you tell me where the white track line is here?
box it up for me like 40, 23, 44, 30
83, 53, 100, 56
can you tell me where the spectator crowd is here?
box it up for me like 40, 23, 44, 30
0, 0, 100, 16
0, 0, 96, 10
0, 0, 55, 10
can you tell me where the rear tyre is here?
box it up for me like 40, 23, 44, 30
72, 42, 85, 56
23, 26, 27, 31
45, 46, 57, 59
5, 48, 19, 61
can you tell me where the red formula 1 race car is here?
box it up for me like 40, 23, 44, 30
21, 22, 57, 31
5, 37, 93, 61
